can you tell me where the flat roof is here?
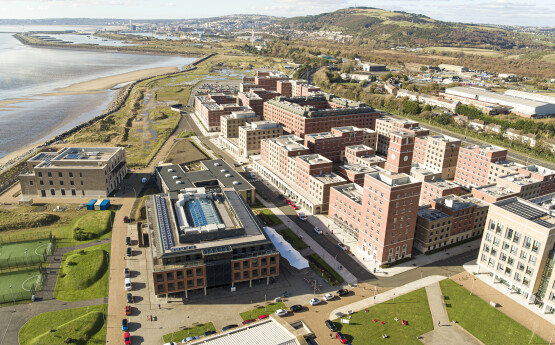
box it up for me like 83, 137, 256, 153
418, 206, 450, 221
297, 154, 332, 165
436, 194, 483, 210
496, 198, 555, 229
31, 147, 122, 168
333, 183, 364, 204
189, 319, 298, 345
369, 171, 418, 187
447, 86, 548, 107
425, 179, 459, 190
474, 184, 517, 197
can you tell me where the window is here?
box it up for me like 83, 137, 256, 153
243, 261, 250, 269
495, 223, 503, 235
186, 269, 193, 278
520, 251, 528, 260
525, 266, 533, 276
517, 262, 525, 271
177, 281, 184, 290
234, 273, 240, 280
493, 237, 500, 246
58, 172, 63, 177
243, 271, 250, 279
176, 271, 183, 279
529, 255, 537, 265
157, 274, 164, 282
234, 263, 240, 270
187, 279, 194, 287
196, 268, 203, 275
166, 272, 174, 281
158, 284, 165, 292
513, 231, 521, 244
505, 228, 513, 240
197, 278, 204, 286
167, 283, 175, 291
523, 236, 532, 249
531, 240, 541, 254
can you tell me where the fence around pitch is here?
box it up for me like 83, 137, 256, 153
0, 231, 53, 245
0, 236, 56, 272
0, 268, 46, 304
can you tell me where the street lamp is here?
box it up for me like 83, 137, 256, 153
470, 278, 476, 296
9, 285, 15, 312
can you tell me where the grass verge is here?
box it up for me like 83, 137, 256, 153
440, 279, 548, 345
333, 288, 433, 344
255, 209, 283, 226
54, 242, 110, 301
276, 228, 308, 250
240, 302, 287, 321
162, 322, 216, 343
19, 304, 107, 345
307, 253, 344, 286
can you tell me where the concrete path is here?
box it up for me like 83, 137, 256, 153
419, 283, 483, 345
328, 276, 446, 320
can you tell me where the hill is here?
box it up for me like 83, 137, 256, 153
281, 7, 538, 50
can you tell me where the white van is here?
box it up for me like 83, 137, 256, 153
125, 278, 132, 291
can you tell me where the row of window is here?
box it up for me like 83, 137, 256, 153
157, 279, 204, 292
37, 171, 81, 178
156, 268, 204, 282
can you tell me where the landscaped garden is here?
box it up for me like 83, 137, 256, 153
162, 322, 216, 343
19, 304, 107, 345
276, 227, 308, 250
440, 279, 548, 345
54, 242, 111, 301
333, 288, 433, 344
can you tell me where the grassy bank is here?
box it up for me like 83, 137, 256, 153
307, 253, 344, 286
54, 242, 111, 301
240, 302, 287, 320
162, 323, 216, 343
19, 304, 108, 345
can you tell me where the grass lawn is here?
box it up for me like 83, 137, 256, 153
306, 253, 344, 285
73, 211, 114, 240
276, 228, 308, 250
333, 288, 433, 344
19, 304, 107, 345
440, 279, 548, 345
54, 242, 110, 301
256, 209, 282, 226
162, 322, 216, 343
240, 302, 287, 321
0, 269, 42, 303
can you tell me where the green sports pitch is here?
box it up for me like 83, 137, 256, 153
0, 239, 52, 268
0, 269, 42, 302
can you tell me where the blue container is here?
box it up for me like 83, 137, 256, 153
99, 199, 110, 211
86, 199, 97, 210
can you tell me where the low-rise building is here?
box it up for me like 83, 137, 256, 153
237, 88, 279, 117
471, 184, 519, 203
336, 164, 381, 186
415, 194, 489, 253
19, 147, 126, 198
220, 111, 260, 139
419, 179, 461, 206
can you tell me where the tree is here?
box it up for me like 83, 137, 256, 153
420, 65, 428, 72
402, 100, 421, 115
381, 72, 394, 82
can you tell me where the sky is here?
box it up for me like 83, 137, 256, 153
0, 0, 554, 27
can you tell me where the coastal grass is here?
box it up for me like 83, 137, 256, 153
240, 302, 287, 321
440, 279, 548, 345
332, 288, 433, 345
307, 253, 344, 286
19, 304, 108, 345
276, 228, 308, 251
1, 208, 113, 249
162, 322, 216, 343
54, 242, 110, 302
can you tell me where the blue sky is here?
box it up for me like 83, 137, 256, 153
0, 0, 554, 27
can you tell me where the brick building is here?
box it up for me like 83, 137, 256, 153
303, 126, 377, 162
419, 179, 461, 206
413, 135, 461, 179
375, 117, 424, 155
237, 88, 279, 117
238, 121, 283, 158
329, 171, 421, 264
194, 93, 249, 131
220, 111, 260, 139
454, 145, 508, 188
19, 147, 126, 198
263, 94, 379, 138
415, 194, 489, 253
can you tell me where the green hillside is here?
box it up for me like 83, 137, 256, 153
281, 7, 537, 50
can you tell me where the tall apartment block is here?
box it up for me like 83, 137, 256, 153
263, 94, 379, 138
454, 145, 508, 189
194, 93, 249, 131
254, 135, 346, 214
237, 88, 279, 116
415, 195, 489, 253
290, 80, 321, 97
237, 121, 283, 158
413, 135, 461, 179
220, 111, 260, 139
303, 126, 377, 162
19, 147, 126, 198
329, 171, 421, 264
477, 196, 555, 313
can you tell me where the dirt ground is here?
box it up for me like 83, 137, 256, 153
163, 139, 208, 166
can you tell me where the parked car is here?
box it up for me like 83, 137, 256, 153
337, 289, 349, 296
325, 320, 337, 332
309, 298, 321, 306
222, 324, 238, 331
291, 204, 298, 209
124, 331, 131, 345
337, 243, 346, 251
324, 293, 335, 301
289, 304, 304, 313
202, 331, 216, 337
126, 247, 132, 256
336, 332, 348, 344
125, 305, 131, 316
275, 309, 288, 316
242, 319, 255, 325
257, 314, 269, 320
163, 343, 178, 345
125, 236, 131, 245
124, 267, 130, 278
126, 293, 133, 304
313, 227, 322, 235
123, 216, 130, 223
286, 199, 291, 204
121, 319, 129, 331
182, 336, 200, 343
233, 163, 240, 167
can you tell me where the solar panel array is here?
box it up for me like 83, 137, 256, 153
154, 195, 175, 251
499, 200, 553, 228
65, 154, 81, 159
170, 245, 196, 252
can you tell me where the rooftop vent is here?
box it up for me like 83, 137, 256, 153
220, 169, 227, 173
176, 181, 183, 184
172, 176, 179, 180
232, 181, 240, 185
168, 168, 175, 172
225, 173, 232, 177
214, 163, 221, 166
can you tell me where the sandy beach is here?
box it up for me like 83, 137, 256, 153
57, 66, 179, 93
